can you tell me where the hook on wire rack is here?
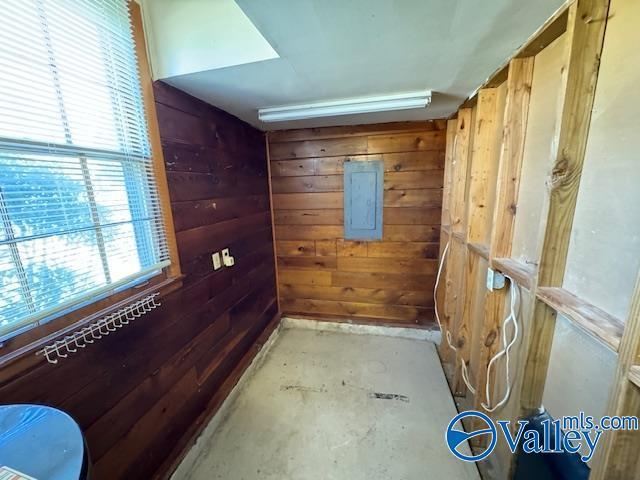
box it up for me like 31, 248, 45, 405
37, 292, 161, 365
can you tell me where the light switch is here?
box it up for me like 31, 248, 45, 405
212, 252, 222, 270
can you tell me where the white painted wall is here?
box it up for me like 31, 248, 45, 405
140, 0, 278, 80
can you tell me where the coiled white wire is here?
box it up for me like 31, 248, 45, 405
433, 240, 520, 412
481, 273, 519, 412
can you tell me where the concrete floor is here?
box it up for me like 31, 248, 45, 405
173, 323, 479, 480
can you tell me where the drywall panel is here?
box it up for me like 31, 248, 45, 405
542, 315, 617, 452
563, 0, 640, 321
140, 0, 278, 79
510, 33, 566, 264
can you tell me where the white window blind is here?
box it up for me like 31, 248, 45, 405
0, 0, 170, 338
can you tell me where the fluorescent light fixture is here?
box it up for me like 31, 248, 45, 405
258, 91, 432, 122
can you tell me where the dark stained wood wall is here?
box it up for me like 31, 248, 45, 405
0, 82, 278, 479
268, 122, 446, 326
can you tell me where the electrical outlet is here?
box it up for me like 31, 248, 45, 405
221, 248, 235, 267
212, 252, 222, 270
486, 267, 506, 291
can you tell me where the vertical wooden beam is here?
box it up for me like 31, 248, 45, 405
437, 119, 456, 364
454, 249, 481, 395
519, 0, 611, 414
472, 58, 534, 412
449, 109, 474, 235
265, 133, 281, 314
456, 86, 507, 406
441, 119, 458, 229
488, 57, 534, 260
451, 105, 483, 394
467, 87, 506, 246
439, 110, 473, 370
591, 273, 640, 480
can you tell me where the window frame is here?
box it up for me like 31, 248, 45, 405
0, 0, 181, 363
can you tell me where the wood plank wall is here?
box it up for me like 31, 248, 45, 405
0, 82, 278, 479
268, 122, 446, 326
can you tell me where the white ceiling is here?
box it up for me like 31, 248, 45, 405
143, 0, 566, 131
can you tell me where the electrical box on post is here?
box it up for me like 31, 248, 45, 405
486, 268, 506, 291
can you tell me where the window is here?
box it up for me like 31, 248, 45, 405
0, 0, 170, 339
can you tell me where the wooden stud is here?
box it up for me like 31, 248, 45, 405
453, 87, 507, 395
466, 87, 507, 246
519, 0, 611, 415
443, 110, 474, 369
449, 109, 474, 233
440, 119, 457, 228
470, 58, 534, 412
590, 273, 640, 479
488, 57, 535, 259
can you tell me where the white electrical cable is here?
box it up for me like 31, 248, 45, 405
435, 131, 521, 412
433, 242, 521, 412
433, 240, 477, 396
481, 275, 520, 412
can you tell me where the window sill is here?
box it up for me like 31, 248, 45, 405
0, 273, 183, 373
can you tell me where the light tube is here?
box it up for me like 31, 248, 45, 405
258, 91, 432, 122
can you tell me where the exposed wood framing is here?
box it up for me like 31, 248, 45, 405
518, 0, 611, 414
590, 273, 640, 480
437, 1, 631, 477
488, 57, 534, 260
466, 88, 506, 246
450, 109, 474, 234
536, 287, 624, 351
439, 110, 474, 370
441, 120, 458, 229
472, 58, 534, 412
447, 108, 475, 384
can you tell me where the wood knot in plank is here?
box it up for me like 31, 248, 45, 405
550, 156, 570, 188
485, 329, 497, 347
